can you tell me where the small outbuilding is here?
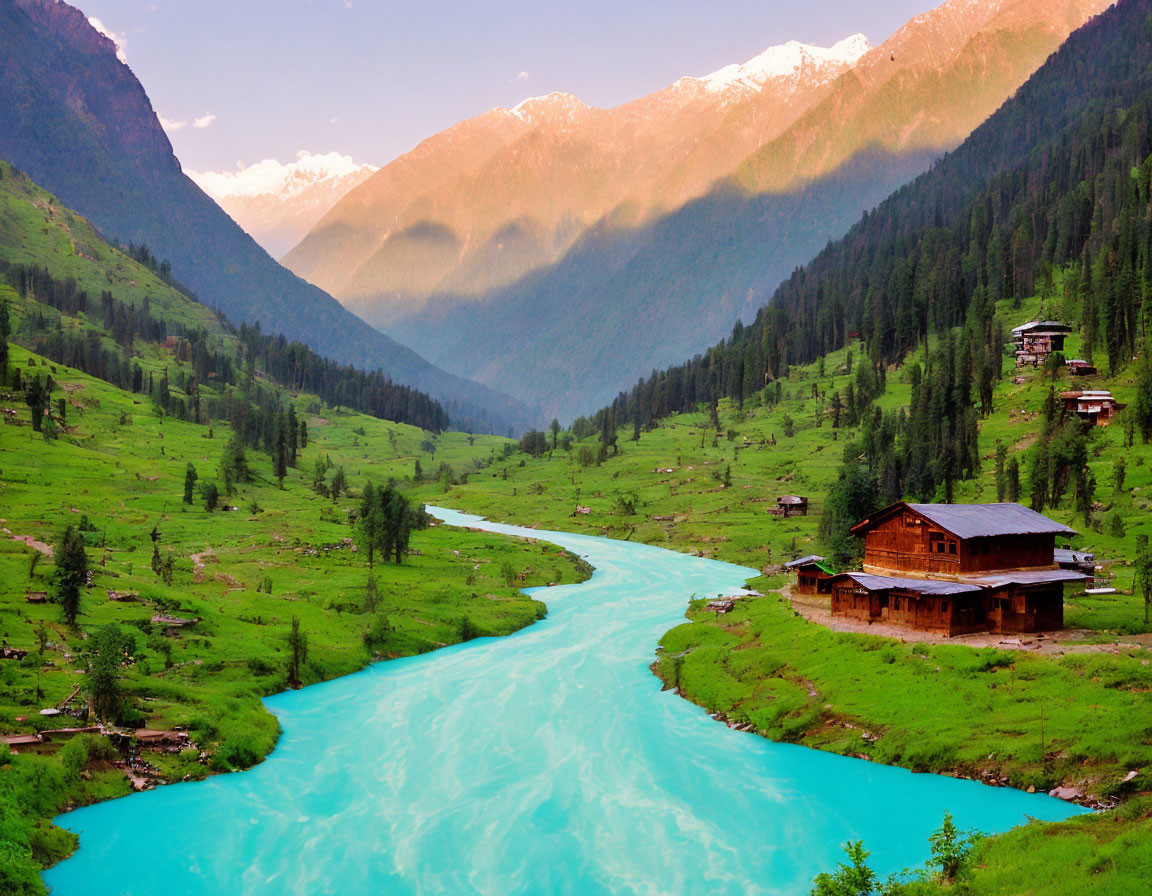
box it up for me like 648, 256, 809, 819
785, 555, 835, 594
1055, 547, 1096, 582
1065, 359, 1097, 377
1060, 390, 1125, 426
775, 495, 809, 518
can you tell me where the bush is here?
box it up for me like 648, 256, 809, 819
212, 732, 264, 771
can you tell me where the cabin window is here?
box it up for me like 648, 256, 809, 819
930, 532, 958, 555
941, 600, 950, 613
893, 597, 902, 611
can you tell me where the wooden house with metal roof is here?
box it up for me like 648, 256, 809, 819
1060, 390, 1125, 426
827, 502, 1085, 636
1012, 320, 1072, 367
784, 555, 835, 594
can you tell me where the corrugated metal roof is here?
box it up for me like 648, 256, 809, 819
785, 555, 826, 569
905, 503, 1076, 539
777, 495, 807, 504
1012, 320, 1071, 334
834, 573, 984, 595
964, 570, 1088, 587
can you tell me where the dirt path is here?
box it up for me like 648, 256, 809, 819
190, 548, 215, 583
11, 534, 54, 557
785, 589, 1150, 656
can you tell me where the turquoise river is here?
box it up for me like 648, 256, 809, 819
44, 508, 1085, 895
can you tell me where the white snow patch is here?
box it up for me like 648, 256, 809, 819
683, 33, 871, 95
188, 151, 378, 200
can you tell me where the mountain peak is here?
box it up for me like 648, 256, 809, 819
506, 92, 593, 125
189, 151, 378, 201
682, 33, 872, 95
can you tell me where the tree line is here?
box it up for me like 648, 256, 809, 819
0, 260, 448, 433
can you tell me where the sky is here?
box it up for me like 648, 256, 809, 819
78, 0, 936, 175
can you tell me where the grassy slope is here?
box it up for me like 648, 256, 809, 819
0, 340, 588, 884
428, 291, 1152, 893
0, 168, 589, 890
0, 162, 223, 333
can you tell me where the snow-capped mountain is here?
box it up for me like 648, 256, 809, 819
189, 151, 377, 258
282, 0, 1113, 421
283, 34, 864, 312
677, 34, 872, 98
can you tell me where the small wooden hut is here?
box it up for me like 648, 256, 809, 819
1065, 359, 1097, 377
775, 495, 809, 518
785, 555, 835, 594
1060, 390, 1125, 426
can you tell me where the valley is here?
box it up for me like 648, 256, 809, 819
2, 0, 1152, 893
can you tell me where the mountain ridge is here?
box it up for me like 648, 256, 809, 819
0, 0, 529, 433
282, 29, 865, 317
335, 0, 1113, 420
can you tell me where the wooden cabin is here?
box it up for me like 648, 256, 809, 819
1060, 390, 1125, 426
1012, 320, 1071, 367
785, 555, 835, 594
1065, 359, 1096, 377
1055, 547, 1095, 583
828, 502, 1085, 635
828, 573, 989, 635
775, 495, 809, 518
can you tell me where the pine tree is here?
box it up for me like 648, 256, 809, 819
286, 405, 299, 466
53, 524, 88, 627
183, 463, 198, 504
24, 375, 48, 432
364, 576, 381, 613
330, 466, 347, 502
1136, 536, 1152, 626
1006, 457, 1021, 503
0, 296, 9, 385
994, 442, 1008, 502
87, 624, 128, 722
286, 616, 308, 688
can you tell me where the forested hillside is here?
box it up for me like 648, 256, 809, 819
0, 0, 528, 433
604, 0, 1152, 426
0, 162, 449, 434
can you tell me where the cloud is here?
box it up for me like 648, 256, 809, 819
158, 116, 186, 133
141, 3, 158, 11
514, 71, 530, 82
192, 113, 217, 129
88, 16, 128, 64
